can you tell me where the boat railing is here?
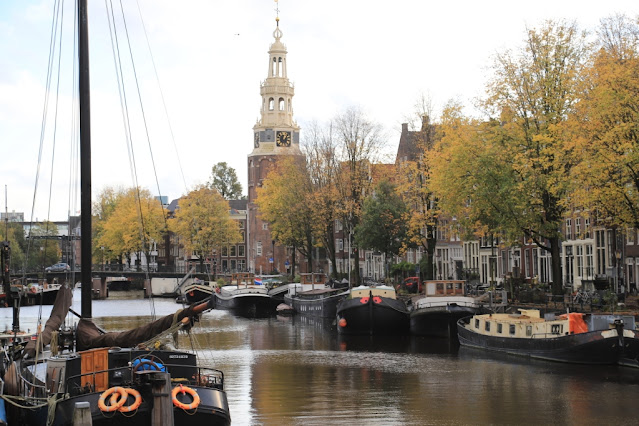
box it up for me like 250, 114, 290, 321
417, 300, 479, 309
62, 362, 225, 396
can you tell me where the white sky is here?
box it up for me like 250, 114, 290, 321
1, 0, 638, 222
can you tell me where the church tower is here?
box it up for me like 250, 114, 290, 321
247, 13, 301, 275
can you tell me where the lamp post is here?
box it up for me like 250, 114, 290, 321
100, 246, 104, 271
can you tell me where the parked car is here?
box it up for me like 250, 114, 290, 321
45, 262, 71, 272
401, 277, 422, 294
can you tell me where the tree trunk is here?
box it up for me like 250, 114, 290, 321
291, 244, 296, 278
550, 236, 563, 295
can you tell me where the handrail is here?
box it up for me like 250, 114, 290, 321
62, 361, 225, 394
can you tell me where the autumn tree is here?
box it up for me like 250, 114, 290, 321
570, 15, 639, 229
256, 155, 315, 275
396, 102, 440, 280
93, 186, 126, 266
355, 179, 408, 278
302, 121, 342, 278
333, 106, 386, 285
431, 21, 588, 294
170, 186, 240, 272
97, 188, 166, 269
207, 162, 243, 200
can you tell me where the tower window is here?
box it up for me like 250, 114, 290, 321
272, 57, 277, 76
268, 98, 274, 111
288, 98, 292, 112
279, 98, 285, 111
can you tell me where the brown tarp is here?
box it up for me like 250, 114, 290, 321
23, 285, 74, 359
76, 301, 208, 351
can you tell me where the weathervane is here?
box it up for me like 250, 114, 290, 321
274, 0, 280, 26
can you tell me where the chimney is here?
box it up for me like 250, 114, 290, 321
421, 115, 430, 132
401, 123, 408, 133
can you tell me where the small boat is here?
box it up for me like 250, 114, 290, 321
336, 285, 409, 335
457, 309, 639, 365
106, 276, 132, 291
284, 273, 348, 318
409, 280, 487, 337
213, 273, 277, 316
183, 279, 214, 305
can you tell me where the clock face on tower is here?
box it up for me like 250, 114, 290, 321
254, 132, 260, 148
276, 130, 291, 147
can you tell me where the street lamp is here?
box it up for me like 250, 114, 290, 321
101, 246, 105, 271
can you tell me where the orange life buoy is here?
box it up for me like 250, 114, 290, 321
171, 384, 200, 410
189, 291, 195, 297
30, 286, 38, 294
98, 386, 128, 412
118, 388, 142, 413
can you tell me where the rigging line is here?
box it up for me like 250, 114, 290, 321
25, 0, 63, 277
117, 0, 168, 228
105, 0, 140, 193
135, 0, 188, 195
41, 0, 69, 289
106, 0, 155, 317
67, 4, 80, 289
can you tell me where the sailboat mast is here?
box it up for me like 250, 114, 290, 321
78, 0, 92, 319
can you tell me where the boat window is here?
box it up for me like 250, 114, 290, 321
497, 323, 503, 334
437, 283, 444, 295
551, 324, 562, 334
509, 324, 515, 335
526, 325, 532, 337
475, 319, 479, 329
485, 321, 490, 332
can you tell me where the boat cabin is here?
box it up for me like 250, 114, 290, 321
467, 309, 583, 339
350, 285, 397, 300
423, 280, 466, 297
300, 273, 327, 286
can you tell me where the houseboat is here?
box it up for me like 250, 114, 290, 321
410, 280, 486, 337
457, 309, 639, 364
336, 285, 409, 335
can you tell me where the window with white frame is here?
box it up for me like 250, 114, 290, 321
338, 239, 343, 251
575, 218, 581, 237
257, 241, 262, 256
584, 218, 590, 238
566, 219, 572, 240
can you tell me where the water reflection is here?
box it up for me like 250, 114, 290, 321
3, 296, 639, 425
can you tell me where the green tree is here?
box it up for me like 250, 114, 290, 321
0, 222, 26, 273
170, 186, 240, 271
333, 106, 386, 285
26, 221, 61, 272
207, 162, 243, 200
355, 179, 408, 279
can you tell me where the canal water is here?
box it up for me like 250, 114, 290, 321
2, 292, 639, 425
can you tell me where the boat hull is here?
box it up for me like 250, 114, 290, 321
336, 296, 409, 335
457, 317, 639, 365
214, 290, 276, 316
410, 305, 480, 337
184, 284, 213, 305
284, 291, 347, 319
49, 385, 230, 426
